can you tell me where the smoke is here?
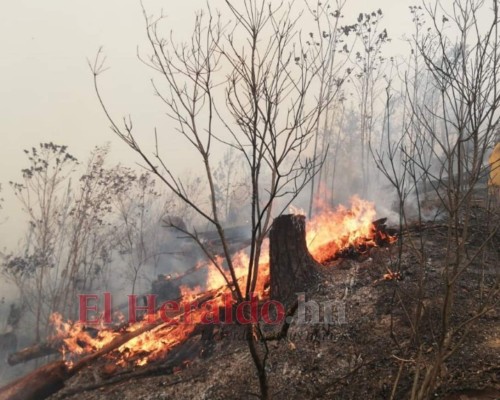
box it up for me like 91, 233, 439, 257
0, 288, 31, 386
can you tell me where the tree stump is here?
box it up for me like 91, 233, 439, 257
269, 214, 320, 307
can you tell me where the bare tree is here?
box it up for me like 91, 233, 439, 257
111, 169, 163, 294
90, 0, 342, 397
212, 147, 251, 224
3, 144, 118, 341
6, 143, 78, 341
352, 9, 390, 197
373, 1, 500, 398
305, 0, 353, 215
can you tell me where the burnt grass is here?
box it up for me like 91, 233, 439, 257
50, 208, 499, 400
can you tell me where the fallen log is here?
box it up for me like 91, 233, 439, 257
7, 325, 118, 366
65, 289, 218, 376
0, 290, 218, 400
7, 287, 215, 366
0, 318, 202, 400
0, 326, 163, 400
7, 340, 60, 366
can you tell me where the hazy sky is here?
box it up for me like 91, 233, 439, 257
0, 0, 417, 249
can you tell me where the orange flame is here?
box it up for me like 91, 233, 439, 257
49, 196, 395, 369
307, 195, 379, 263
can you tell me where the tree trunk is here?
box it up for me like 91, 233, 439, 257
269, 214, 320, 307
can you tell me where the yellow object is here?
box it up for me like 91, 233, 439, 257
489, 143, 500, 187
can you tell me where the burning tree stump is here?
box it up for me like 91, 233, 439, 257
269, 214, 320, 307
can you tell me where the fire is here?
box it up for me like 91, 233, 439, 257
196, 247, 270, 300
179, 285, 204, 300
48, 196, 395, 370
49, 313, 120, 366
116, 313, 198, 367
306, 195, 382, 263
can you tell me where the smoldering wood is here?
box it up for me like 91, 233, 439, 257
372, 218, 399, 241
269, 214, 320, 307
87, 288, 213, 360
6, 286, 214, 366
58, 361, 190, 398
0, 319, 201, 400
0, 290, 219, 400
0, 326, 162, 400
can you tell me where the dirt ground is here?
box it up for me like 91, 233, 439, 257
41, 209, 500, 399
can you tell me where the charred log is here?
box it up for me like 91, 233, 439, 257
269, 214, 320, 307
